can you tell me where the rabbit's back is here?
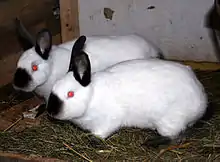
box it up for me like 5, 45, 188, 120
83, 35, 160, 72
90, 59, 207, 136
56, 34, 160, 73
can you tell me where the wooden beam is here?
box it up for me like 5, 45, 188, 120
0, 152, 66, 162
174, 60, 220, 71
59, 0, 80, 43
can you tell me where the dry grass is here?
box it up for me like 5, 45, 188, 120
0, 70, 220, 161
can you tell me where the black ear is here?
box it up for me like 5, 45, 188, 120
68, 35, 91, 87
72, 52, 91, 87
68, 35, 87, 71
35, 29, 52, 60
15, 18, 35, 51
72, 35, 86, 55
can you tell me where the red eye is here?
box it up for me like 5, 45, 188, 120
67, 91, 74, 98
32, 64, 38, 71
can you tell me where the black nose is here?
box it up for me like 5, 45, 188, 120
13, 68, 32, 88
47, 92, 63, 116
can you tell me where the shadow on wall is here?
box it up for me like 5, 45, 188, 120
205, 0, 220, 62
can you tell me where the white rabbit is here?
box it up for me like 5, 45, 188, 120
46, 37, 208, 146
13, 29, 162, 103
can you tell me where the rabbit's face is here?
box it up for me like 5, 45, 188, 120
47, 35, 92, 121
13, 29, 52, 92
47, 72, 92, 120
13, 49, 51, 92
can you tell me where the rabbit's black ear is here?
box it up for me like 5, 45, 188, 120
68, 36, 90, 86
15, 18, 35, 51
72, 35, 86, 56
71, 51, 91, 87
35, 29, 52, 60
68, 35, 87, 72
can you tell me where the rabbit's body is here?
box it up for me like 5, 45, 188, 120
14, 32, 161, 102
49, 58, 207, 140
60, 34, 160, 72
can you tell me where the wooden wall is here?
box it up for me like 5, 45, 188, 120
0, 0, 61, 59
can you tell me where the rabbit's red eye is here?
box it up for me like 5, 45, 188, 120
32, 65, 38, 71
67, 91, 74, 98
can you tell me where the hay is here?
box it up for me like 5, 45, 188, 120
0, 70, 220, 161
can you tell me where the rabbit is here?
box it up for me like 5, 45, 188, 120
46, 36, 208, 147
13, 27, 162, 102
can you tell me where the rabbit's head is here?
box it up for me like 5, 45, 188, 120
13, 29, 53, 92
47, 36, 92, 120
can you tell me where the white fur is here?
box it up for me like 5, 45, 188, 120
51, 59, 207, 139
14, 34, 161, 101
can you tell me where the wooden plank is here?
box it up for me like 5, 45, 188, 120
0, 97, 42, 132
172, 59, 220, 71
59, 0, 80, 43
0, 0, 55, 33
0, 152, 67, 162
